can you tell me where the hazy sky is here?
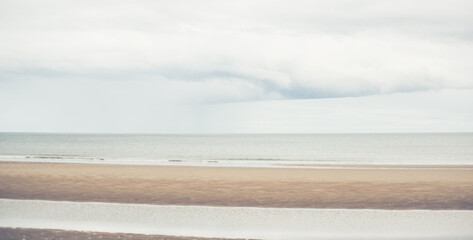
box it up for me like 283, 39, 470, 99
1, 0, 472, 133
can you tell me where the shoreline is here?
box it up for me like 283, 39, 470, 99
0, 158, 473, 171
3, 157, 473, 170
1, 161, 472, 210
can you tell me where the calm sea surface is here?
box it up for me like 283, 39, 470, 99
0, 133, 472, 165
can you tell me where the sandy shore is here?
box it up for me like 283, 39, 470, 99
0, 227, 249, 240
1, 162, 472, 209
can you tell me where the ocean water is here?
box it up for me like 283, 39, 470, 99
0, 133, 472, 166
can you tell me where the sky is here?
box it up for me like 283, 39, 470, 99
1, 0, 472, 133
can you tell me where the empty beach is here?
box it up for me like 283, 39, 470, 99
1, 161, 472, 210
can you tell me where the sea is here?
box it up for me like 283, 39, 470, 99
1, 133, 472, 167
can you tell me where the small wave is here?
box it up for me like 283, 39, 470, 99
28, 156, 104, 161
168, 160, 183, 162
0, 155, 105, 163
32, 156, 65, 159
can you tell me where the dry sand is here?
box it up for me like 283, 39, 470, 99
0, 227, 250, 240
1, 162, 473, 209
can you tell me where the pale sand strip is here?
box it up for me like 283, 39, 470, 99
1, 162, 473, 209
0, 228, 247, 240
1, 199, 473, 239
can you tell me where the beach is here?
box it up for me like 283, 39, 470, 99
1, 162, 472, 210
1, 161, 473, 239
0, 228, 248, 240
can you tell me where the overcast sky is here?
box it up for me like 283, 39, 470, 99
1, 0, 472, 133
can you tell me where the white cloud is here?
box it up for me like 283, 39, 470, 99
0, 0, 472, 132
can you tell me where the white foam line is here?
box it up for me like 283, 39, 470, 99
1, 199, 473, 240
3, 158, 473, 171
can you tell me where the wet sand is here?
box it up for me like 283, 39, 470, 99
0, 227, 250, 240
1, 162, 473, 209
